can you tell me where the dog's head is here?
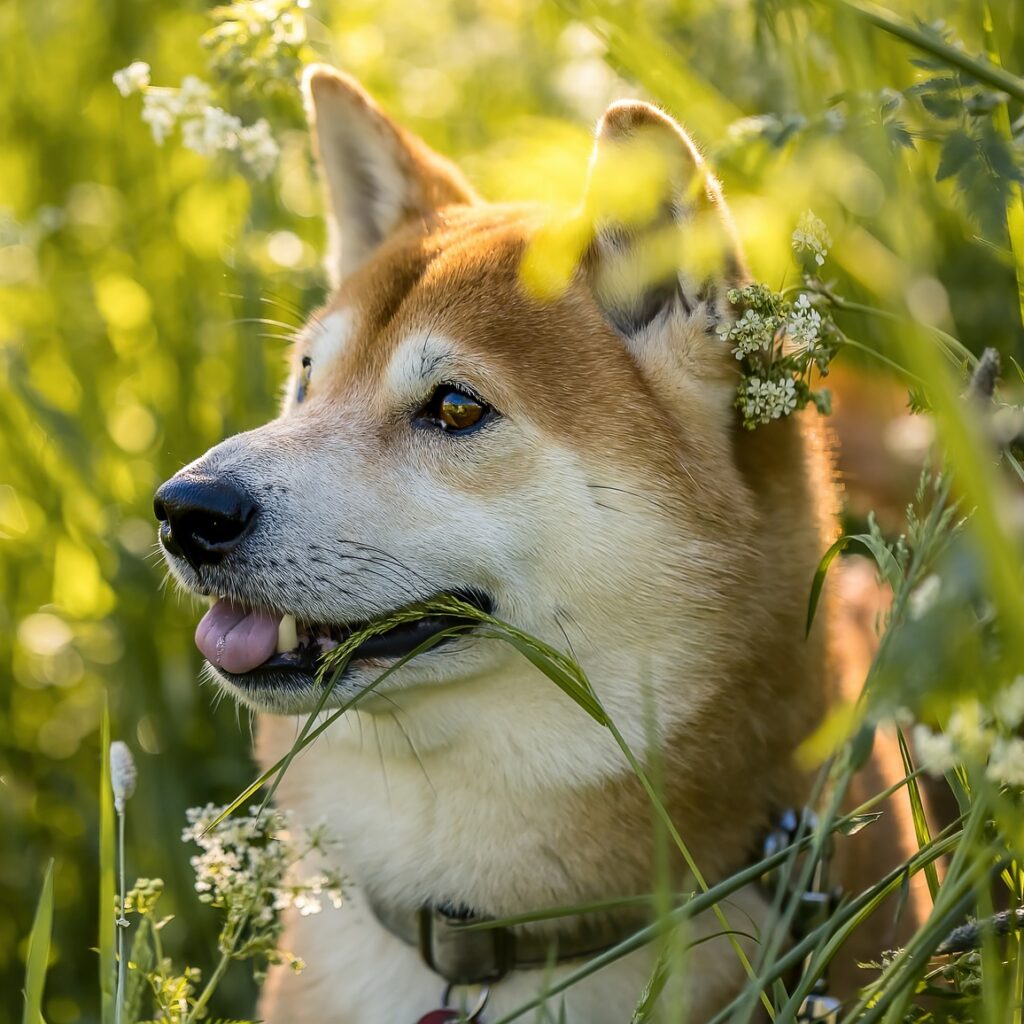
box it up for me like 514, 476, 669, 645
157, 67, 769, 719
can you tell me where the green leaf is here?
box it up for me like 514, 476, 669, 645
23, 859, 54, 1024
936, 130, 976, 181
1010, 355, 1024, 385
630, 945, 672, 1023
896, 728, 939, 904
805, 533, 901, 637
836, 811, 883, 836
920, 93, 962, 119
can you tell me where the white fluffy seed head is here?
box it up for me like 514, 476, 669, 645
109, 740, 137, 812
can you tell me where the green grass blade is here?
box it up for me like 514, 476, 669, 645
806, 533, 901, 636
896, 728, 939, 904
23, 858, 54, 1024
205, 624, 476, 833
99, 702, 115, 1024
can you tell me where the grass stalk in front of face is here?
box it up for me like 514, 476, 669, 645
320, 601, 777, 1014
202, 622, 479, 833
212, 597, 777, 1010
491, 820, 966, 1024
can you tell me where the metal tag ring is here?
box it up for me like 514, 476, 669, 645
443, 983, 490, 1021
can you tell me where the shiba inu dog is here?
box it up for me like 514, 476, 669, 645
155, 65, 928, 1023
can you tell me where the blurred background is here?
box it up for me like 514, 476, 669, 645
2, 0, 1022, 1020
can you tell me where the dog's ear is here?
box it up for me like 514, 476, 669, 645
580, 100, 742, 339
303, 65, 477, 285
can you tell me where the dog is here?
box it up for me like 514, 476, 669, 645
156, 65, 929, 1022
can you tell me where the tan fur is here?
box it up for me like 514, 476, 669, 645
161, 66, 928, 1021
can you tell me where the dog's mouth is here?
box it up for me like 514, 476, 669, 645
195, 589, 492, 691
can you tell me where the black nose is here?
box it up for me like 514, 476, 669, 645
153, 474, 257, 569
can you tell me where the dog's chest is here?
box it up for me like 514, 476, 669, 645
269, 720, 594, 911
256, 712, 769, 1022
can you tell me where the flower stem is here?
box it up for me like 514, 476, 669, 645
183, 910, 250, 1024
115, 806, 127, 1024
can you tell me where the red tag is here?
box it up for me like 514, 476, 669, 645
416, 1012, 462, 1024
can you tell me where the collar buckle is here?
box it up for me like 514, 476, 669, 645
417, 906, 513, 985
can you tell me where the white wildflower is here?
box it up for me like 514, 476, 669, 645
993, 675, 1024, 729
786, 294, 823, 352
986, 737, 1024, 788
182, 803, 344, 924
946, 702, 989, 758
771, 377, 798, 418
238, 119, 280, 179
112, 61, 151, 97
272, 10, 306, 46
141, 90, 182, 145
912, 724, 958, 776
908, 574, 942, 621
726, 114, 778, 144
178, 75, 212, 111
739, 376, 798, 425
181, 105, 242, 157
109, 740, 137, 813
742, 376, 768, 422
888, 706, 916, 728
718, 308, 777, 360
792, 210, 832, 267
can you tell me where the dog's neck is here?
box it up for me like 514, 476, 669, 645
258, 619, 819, 919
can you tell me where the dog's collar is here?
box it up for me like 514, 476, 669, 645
366, 808, 840, 992
368, 895, 645, 986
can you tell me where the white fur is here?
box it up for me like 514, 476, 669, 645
310, 309, 354, 369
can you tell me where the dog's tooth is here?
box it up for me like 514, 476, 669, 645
206, 595, 217, 608
277, 613, 298, 653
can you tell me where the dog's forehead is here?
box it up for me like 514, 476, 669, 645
308, 208, 568, 384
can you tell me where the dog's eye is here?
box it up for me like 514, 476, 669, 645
296, 355, 312, 404
418, 384, 491, 434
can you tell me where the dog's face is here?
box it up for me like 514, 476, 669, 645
157, 67, 755, 718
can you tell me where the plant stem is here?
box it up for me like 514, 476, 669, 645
601, 714, 777, 1019
826, 294, 973, 367
183, 910, 250, 1024
837, 334, 928, 383
115, 807, 127, 1024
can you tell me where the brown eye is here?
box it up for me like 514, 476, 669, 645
418, 384, 493, 435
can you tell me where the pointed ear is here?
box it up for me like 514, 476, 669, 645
302, 65, 477, 285
581, 100, 742, 337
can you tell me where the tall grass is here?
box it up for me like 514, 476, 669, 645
7, 0, 1024, 1020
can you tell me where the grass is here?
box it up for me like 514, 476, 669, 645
23, 860, 54, 1024
8, 0, 1024, 1020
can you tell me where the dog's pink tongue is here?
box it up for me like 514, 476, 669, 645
196, 599, 280, 674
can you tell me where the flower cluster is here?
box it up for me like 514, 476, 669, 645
182, 803, 345, 932
717, 279, 838, 429
113, 60, 150, 97
912, 675, 1024, 788
117, 804, 345, 1021
791, 209, 832, 267
741, 376, 799, 423
202, 0, 310, 102
112, 64, 280, 179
